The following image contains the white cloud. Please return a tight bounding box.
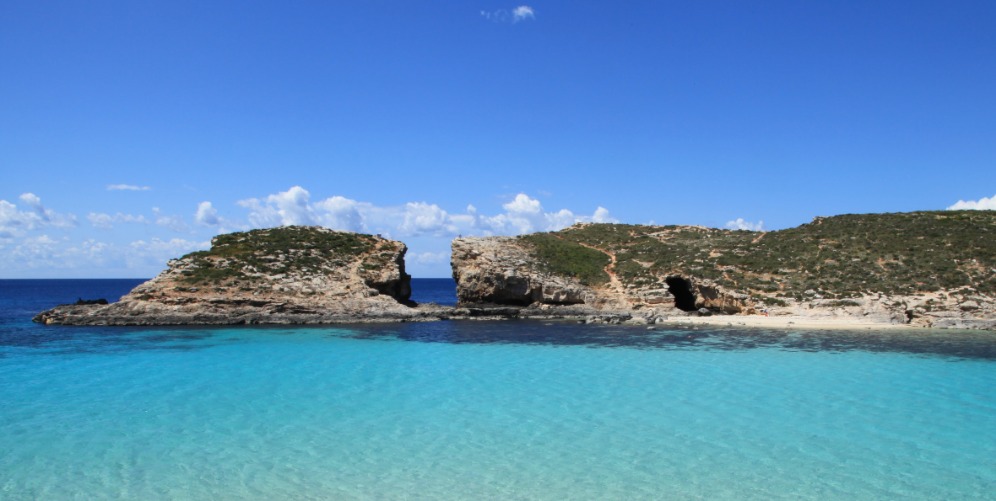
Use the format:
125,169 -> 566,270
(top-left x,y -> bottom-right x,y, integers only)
107,184 -> 151,191
0,231 -> 210,277
545,209 -> 577,230
194,201 -> 220,226
54,238 -> 114,268
481,5 -> 535,23
88,212 -> 150,229
129,237 -> 207,255
503,193 -> 542,214
314,195 -> 367,232
0,200 -> 28,238
238,185 -> 319,227
127,238 -> 209,269
87,213 -> 112,229
19,193 -> 44,213
725,218 -> 765,231
78,239 -> 110,259
192,201 -> 246,235
0,193 -> 77,239
152,207 -> 189,233
400,202 -> 454,236
473,193 -> 618,235
269,185 -> 316,225
13,234 -> 58,253
19,192 -> 76,228
480,9 -> 501,21
234,187 -> 616,238
7,234 -> 60,266
512,5 -> 535,22
2,235 -> 118,274
409,251 -> 449,265
593,207 -> 613,223
948,194 -> 996,210
1,186 -> 623,278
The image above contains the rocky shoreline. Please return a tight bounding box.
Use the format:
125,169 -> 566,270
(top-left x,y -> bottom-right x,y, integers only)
447,228 -> 996,331
34,299 -> 996,331
34,219 -> 996,331
35,227 -> 420,326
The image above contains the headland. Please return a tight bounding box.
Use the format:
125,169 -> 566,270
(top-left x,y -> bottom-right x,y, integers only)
35,211 -> 996,330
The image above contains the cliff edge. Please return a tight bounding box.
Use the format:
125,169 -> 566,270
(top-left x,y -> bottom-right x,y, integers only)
452,211 -> 996,330
35,226 -> 439,325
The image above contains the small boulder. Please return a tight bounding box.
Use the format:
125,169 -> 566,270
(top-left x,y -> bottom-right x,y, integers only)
960,300 -> 980,311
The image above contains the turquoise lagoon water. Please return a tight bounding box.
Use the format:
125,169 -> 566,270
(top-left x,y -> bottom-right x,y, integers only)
1,280 -> 995,500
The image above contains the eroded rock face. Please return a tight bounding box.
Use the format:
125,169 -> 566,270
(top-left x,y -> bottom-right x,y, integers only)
452,237 -> 754,315
449,227 -> 996,330
664,276 -> 749,314
35,226 -> 429,325
451,237 -> 597,307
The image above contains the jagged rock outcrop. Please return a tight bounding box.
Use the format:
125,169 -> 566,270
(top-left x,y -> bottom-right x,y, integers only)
34,212 -> 996,330
35,226 -> 443,325
451,212 -> 996,330
451,237 -> 604,307
451,236 -> 750,315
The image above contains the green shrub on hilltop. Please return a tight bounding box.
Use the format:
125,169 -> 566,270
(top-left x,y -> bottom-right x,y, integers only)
177,226 -> 382,285
524,211 -> 996,297
519,233 -> 611,286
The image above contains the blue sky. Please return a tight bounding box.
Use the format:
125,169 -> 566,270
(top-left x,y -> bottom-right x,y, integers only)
2,1 -> 994,278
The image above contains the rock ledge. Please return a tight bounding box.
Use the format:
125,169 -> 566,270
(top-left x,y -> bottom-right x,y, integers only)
35,226 -> 437,325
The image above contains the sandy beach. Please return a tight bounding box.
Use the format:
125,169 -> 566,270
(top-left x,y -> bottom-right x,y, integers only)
659,313 -> 914,330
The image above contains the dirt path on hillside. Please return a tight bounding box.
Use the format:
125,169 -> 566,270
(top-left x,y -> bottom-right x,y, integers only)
569,240 -> 630,305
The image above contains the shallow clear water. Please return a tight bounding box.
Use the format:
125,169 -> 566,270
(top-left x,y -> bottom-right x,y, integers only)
1,280 -> 994,500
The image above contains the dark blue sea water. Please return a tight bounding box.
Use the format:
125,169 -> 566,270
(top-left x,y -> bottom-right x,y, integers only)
1,279 -> 995,500
409,277 -> 459,306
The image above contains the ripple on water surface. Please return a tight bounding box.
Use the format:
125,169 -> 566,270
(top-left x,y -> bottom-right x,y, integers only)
1,321 -> 994,500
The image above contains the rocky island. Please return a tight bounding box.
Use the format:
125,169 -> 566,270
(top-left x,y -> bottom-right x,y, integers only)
35,226 -> 443,325
452,211 -> 996,330
35,211 -> 996,330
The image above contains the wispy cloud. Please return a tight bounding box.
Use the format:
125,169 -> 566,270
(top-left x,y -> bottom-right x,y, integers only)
512,5 -> 535,22
107,184 -> 151,191
481,5 -> 535,23
5,235 -> 113,273
0,232 -> 208,277
0,193 -> 77,240
152,207 -> 189,233
87,212 -> 150,229
947,194 -> 996,210
126,238 -> 209,268
725,218 -> 765,231
409,251 -> 449,265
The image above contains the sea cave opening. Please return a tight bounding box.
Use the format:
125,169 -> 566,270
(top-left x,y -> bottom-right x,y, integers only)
665,276 -> 698,312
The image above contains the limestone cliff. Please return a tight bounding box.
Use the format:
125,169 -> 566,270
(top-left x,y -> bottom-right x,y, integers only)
35,226 -> 438,325
451,212 -> 996,330
451,237 -> 608,307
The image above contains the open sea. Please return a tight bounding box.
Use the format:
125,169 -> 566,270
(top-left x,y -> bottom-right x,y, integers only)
1,278 -> 994,500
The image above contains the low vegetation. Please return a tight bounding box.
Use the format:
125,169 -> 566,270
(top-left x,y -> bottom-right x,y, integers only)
519,233 -> 611,286
519,211 -> 996,300
176,226 -> 390,285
